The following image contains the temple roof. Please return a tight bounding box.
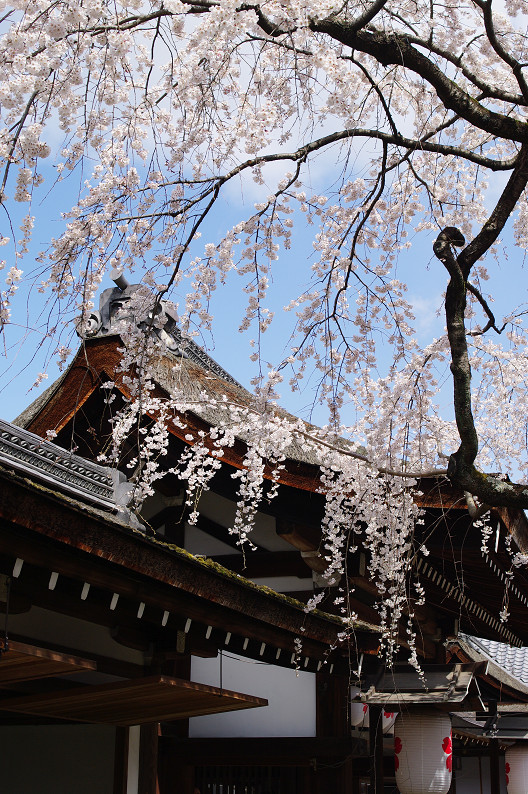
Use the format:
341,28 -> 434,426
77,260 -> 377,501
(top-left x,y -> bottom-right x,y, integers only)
458,634 -> 528,689
14,277 -> 334,466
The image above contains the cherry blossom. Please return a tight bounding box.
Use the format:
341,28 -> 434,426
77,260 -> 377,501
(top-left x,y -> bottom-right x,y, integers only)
2,0 -> 528,663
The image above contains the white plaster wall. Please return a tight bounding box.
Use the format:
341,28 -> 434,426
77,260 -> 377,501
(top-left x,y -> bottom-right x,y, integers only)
0,724 -> 115,794
189,652 -> 316,737
9,605 -> 144,664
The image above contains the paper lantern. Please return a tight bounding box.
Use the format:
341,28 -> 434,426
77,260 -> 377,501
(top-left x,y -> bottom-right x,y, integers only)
394,710 -> 452,794
505,745 -> 528,794
350,699 -> 369,727
383,710 -> 397,733
350,698 -> 397,733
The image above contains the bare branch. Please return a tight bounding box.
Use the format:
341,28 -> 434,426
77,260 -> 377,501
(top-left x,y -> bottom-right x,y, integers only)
466,282 -> 506,336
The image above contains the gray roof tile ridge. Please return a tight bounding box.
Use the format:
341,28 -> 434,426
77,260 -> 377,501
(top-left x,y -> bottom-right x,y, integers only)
459,633 -> 528,686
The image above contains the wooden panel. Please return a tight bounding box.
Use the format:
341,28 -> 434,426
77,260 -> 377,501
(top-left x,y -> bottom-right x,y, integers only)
0,674 -> 267,726
0,639 -> 96,684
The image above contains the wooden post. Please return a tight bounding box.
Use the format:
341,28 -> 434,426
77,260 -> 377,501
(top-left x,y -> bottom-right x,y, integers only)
316,673 -> 349,736
490,738 -> 500,794
315,673 -> 351,793
369,705 -> 384,794
138,723 -> 160,794
158,655 -> 193,794
113,727 -> 129,794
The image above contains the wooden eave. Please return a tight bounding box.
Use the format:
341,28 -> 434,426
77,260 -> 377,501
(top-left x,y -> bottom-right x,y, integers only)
0,675 -> 267,726
359,662 -> 489,711
20,338 -> 322,493
20,339 -> 528,541
0,639 -> 96,685
452,728 -> 510,751
0,464 -> 363,660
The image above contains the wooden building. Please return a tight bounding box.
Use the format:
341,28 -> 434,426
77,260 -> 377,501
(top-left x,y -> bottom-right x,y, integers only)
2,275 -> 528,793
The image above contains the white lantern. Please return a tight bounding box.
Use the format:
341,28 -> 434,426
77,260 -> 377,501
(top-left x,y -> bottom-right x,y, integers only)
505,745 -> 528,794
394,710 -> 452,794
350,687 -> 369,728
350,699 -> 397,733
383,710 -> 397,733
350,700 -> 369,727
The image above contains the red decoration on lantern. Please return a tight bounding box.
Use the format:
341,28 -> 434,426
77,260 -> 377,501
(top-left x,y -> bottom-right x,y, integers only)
394,710 -> 452,794
505,745 -> 528,793
442,735 -> 452,772
394,736 -> 402,771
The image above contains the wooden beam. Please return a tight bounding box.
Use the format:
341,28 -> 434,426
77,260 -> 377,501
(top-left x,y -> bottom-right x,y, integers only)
300,550 -> 329,575
414,478 -> 466,510
0,482 -> 348,650
276,518 -> 320,552
495,505 -> 528,553
195,514 -> 248,552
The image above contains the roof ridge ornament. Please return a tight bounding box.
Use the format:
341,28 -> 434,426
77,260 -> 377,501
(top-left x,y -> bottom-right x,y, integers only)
75,269 -> 241,387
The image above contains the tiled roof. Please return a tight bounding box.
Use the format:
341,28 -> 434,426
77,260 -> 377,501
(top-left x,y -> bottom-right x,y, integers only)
0,417 -> 135,518
460,633 -> 528,686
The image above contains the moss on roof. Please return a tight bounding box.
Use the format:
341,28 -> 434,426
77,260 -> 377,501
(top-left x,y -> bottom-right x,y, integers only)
0,461 -> 378,635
